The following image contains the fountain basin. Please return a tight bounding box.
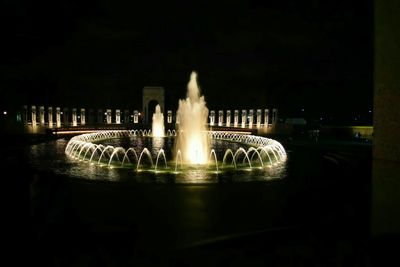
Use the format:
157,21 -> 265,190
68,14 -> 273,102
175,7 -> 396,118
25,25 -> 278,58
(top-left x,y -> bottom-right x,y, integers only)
64,130 -> 286,177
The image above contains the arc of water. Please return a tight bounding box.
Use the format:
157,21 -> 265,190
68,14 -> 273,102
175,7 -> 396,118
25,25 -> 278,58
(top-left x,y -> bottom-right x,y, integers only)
83,144 -> 98,160
89,144 -> 105,162
108,147 -> 126,166
234,147 -> 252,168
257,147 -> 273,166
222,149 -> 236,169
274,143 -> 286,159
155,149 -> 168,172
70,142 -> 82,157
69,141 -> 83,157
175,150 -> 183,172
268,146 -> 279,162
121,148 -> 139,167
247,147 -> 264,167
78,142 -> 95,159
209,149 -> 219,172
97,145 -> 115,164
65,141 -> 73,153
76,143 -> 89,159
136,148 -> 154,171
65,141 -> 73,154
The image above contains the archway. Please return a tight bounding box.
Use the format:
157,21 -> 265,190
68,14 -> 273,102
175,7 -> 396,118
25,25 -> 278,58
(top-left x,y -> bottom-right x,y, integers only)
143,87 -> 164,124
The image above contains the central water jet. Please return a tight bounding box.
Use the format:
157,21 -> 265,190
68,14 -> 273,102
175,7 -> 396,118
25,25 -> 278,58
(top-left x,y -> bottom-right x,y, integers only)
152,104 -> 165,137
175,72 -> 210,164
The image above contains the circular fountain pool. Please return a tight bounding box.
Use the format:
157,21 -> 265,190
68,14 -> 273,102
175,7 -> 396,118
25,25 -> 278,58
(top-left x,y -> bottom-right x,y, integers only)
28,131 -> 288,184
34,129 -> 288,183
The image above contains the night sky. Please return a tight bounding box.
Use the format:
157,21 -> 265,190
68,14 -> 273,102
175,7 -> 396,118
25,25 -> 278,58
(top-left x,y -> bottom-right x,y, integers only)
1,0 -> 373,119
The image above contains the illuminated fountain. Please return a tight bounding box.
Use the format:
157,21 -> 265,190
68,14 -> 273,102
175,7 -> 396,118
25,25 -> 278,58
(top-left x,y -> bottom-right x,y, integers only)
64,71 -> 287,180
152,104 -> 165,137
175,72 -> 210,164
65,130 -> 286,173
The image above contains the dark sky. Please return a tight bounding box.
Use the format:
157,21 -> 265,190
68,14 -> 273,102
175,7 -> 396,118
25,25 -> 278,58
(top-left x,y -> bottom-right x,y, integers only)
1,0 -> 372,117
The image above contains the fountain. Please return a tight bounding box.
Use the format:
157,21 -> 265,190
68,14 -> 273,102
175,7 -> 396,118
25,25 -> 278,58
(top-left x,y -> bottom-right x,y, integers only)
62,71 -> 287,181
65,130 -> 286,173
175,71 -> 210,164
152,104 -> 165,137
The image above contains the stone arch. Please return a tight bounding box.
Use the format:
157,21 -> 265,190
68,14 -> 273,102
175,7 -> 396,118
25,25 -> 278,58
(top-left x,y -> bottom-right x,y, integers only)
143,87 -> 164,124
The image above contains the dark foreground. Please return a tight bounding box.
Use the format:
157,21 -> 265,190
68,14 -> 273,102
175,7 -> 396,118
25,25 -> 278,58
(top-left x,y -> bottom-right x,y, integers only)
2,134 -> 397,266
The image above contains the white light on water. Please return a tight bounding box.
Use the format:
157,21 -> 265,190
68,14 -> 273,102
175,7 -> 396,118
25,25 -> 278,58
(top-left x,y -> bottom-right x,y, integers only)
175,72 -> 210,164
152,105 -> 165,137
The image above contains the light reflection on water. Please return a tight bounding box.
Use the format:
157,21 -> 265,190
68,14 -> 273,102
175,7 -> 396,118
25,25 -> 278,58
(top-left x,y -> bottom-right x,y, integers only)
28,137 -> 288,184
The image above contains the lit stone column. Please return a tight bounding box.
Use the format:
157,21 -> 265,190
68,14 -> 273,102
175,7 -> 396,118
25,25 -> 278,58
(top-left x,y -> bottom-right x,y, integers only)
248,109 -> 254,128
72,108 -> 77,126
256,109 -> 261,128
48,107 -> 53,128
106,109 -> 112,124
115,109 -> 121,124
209,110 -> 215,126
234,110 -> 239,127
264,109 -> 269,127
226,110 -> 231,127
167,110 -> 172,123
80,108 -> 86,125
133,110 -> 139,124
31,105 -> 37,126
63,108 -> 69,126
241,110 -> 247,128
272,108 -> 278,124
56,107 -> 61,127
39,106 -> 45,126
218,110 -> 224,126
